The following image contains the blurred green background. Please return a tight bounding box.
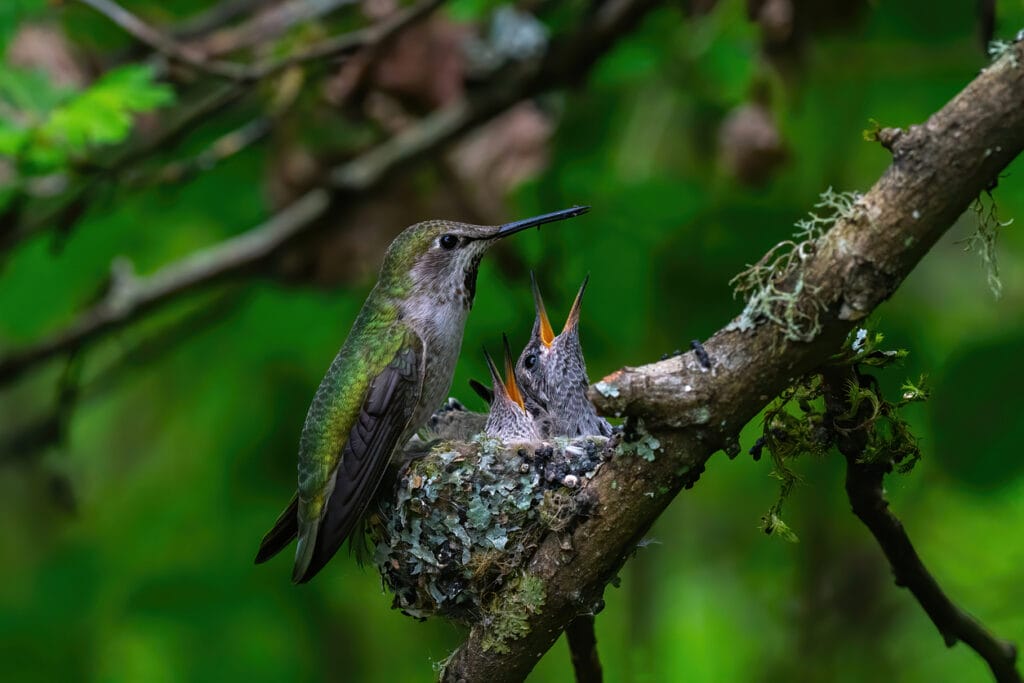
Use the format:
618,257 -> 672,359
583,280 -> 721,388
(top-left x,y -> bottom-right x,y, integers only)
2,1 -> 1023,681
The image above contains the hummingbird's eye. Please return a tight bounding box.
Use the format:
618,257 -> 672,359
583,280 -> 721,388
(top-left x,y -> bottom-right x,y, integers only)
524,354 -> 538,370
439,234 -> 459,250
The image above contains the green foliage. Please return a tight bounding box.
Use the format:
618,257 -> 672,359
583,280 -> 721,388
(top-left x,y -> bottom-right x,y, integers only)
757,328 -> 927,540
0,64 -> 174,175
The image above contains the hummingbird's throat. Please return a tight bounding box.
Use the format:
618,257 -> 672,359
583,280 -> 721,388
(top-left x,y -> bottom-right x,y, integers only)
462,260 -> 481,309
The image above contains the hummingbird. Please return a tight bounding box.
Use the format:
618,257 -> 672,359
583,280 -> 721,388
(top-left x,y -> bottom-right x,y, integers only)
515,273 -> 612,438
255,206 -> 589,583
483,335 -> 543,443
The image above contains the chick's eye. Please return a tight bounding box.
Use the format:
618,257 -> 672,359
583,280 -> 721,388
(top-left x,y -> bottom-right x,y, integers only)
439,234 -> 459,250
524,354 -> 538,370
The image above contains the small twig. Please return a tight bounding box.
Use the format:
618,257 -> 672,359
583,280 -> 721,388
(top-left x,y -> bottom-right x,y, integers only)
170,0 -> 274,42
565,616 -> 603,683
126,117 -> 273,188
193,0 -> 359,58
80,0 -> 442,83
822,367 -> 1020,683
243,0 -> 444,80
76,0 -> 250,80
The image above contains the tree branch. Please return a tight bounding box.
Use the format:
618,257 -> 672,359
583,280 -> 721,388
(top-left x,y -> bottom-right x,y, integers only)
439,43 -> 1024,682
79,0 -> 443,82
0,189 -> 330,388
0,0 -> 661,387
169,0 -> 274,43
821,366 -> 1020,683
565,616 -> 603,683
77,0 -> 250,80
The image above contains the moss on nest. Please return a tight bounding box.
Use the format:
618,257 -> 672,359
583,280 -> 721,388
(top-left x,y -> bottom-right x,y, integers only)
370,434 -> 609,623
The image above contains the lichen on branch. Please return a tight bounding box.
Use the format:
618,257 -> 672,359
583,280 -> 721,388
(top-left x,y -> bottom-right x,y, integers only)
727,187 -> 864,343
753,327 -> 927,542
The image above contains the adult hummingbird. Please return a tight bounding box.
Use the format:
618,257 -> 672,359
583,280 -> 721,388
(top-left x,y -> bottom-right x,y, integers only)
515,274 -> 612,438
255,206 -> 589,583
483,335 -> 543,443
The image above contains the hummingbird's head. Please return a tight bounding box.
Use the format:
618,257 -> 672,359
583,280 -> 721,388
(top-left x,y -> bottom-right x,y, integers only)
483,335 -> 541,443
515,274 -> 591,415
382,207 -> 589,310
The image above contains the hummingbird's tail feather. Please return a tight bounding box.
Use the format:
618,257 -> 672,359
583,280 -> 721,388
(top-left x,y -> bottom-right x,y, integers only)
292,442 -> 394,583
255,493 -> 299,564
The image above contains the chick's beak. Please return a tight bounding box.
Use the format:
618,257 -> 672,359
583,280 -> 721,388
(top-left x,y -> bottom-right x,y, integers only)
482,347 -> 506,399
530,272 -> 555,347
563,274 -> 590,334
502,334 -> 526,409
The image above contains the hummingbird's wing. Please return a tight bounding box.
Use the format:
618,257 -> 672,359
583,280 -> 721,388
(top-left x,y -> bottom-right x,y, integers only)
292,331 -> 425,583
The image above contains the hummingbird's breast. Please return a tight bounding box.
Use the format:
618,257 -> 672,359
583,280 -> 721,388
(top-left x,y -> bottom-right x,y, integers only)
403,295 -> 471,429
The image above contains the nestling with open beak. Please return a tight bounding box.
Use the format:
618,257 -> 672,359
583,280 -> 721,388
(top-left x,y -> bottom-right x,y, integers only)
254,207 -> 589,583
483,335 -> 543,443
516,273 -> 613,438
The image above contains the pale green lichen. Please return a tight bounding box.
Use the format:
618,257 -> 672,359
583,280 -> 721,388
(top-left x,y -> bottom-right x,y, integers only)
617,419 -> 661,462
727,187 -> 863,343
987,38 -> 1020,68
480,573 -> 546,654
594,380 -> 620,398
372,436 -> 607,623
960,194 -> 1012,299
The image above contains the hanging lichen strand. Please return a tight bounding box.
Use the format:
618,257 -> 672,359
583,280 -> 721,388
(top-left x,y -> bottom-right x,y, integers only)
752,327 -> 929,542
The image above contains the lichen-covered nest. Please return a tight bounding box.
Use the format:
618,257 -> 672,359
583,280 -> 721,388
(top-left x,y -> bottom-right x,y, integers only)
370,434 -> 610,623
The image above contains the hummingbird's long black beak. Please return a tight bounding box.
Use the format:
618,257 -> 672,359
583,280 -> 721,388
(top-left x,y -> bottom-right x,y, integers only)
495,206 -> 589,238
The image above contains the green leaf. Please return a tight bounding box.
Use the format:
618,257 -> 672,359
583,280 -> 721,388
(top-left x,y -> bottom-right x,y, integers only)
4,64 -> 175,173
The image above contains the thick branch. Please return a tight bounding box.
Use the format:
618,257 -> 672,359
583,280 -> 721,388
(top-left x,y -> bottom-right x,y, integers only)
821,368 -> 1020,683
0,0 -> 660,387
441,44 -> 1024,681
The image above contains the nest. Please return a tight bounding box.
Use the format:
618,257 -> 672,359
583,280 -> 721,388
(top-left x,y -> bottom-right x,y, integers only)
370,434 -> 610,623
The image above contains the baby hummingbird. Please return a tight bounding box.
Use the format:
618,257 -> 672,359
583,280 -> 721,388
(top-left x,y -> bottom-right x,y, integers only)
483,335 -> 542,443
516,274 -> 612,438
255,207 -> 589,583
